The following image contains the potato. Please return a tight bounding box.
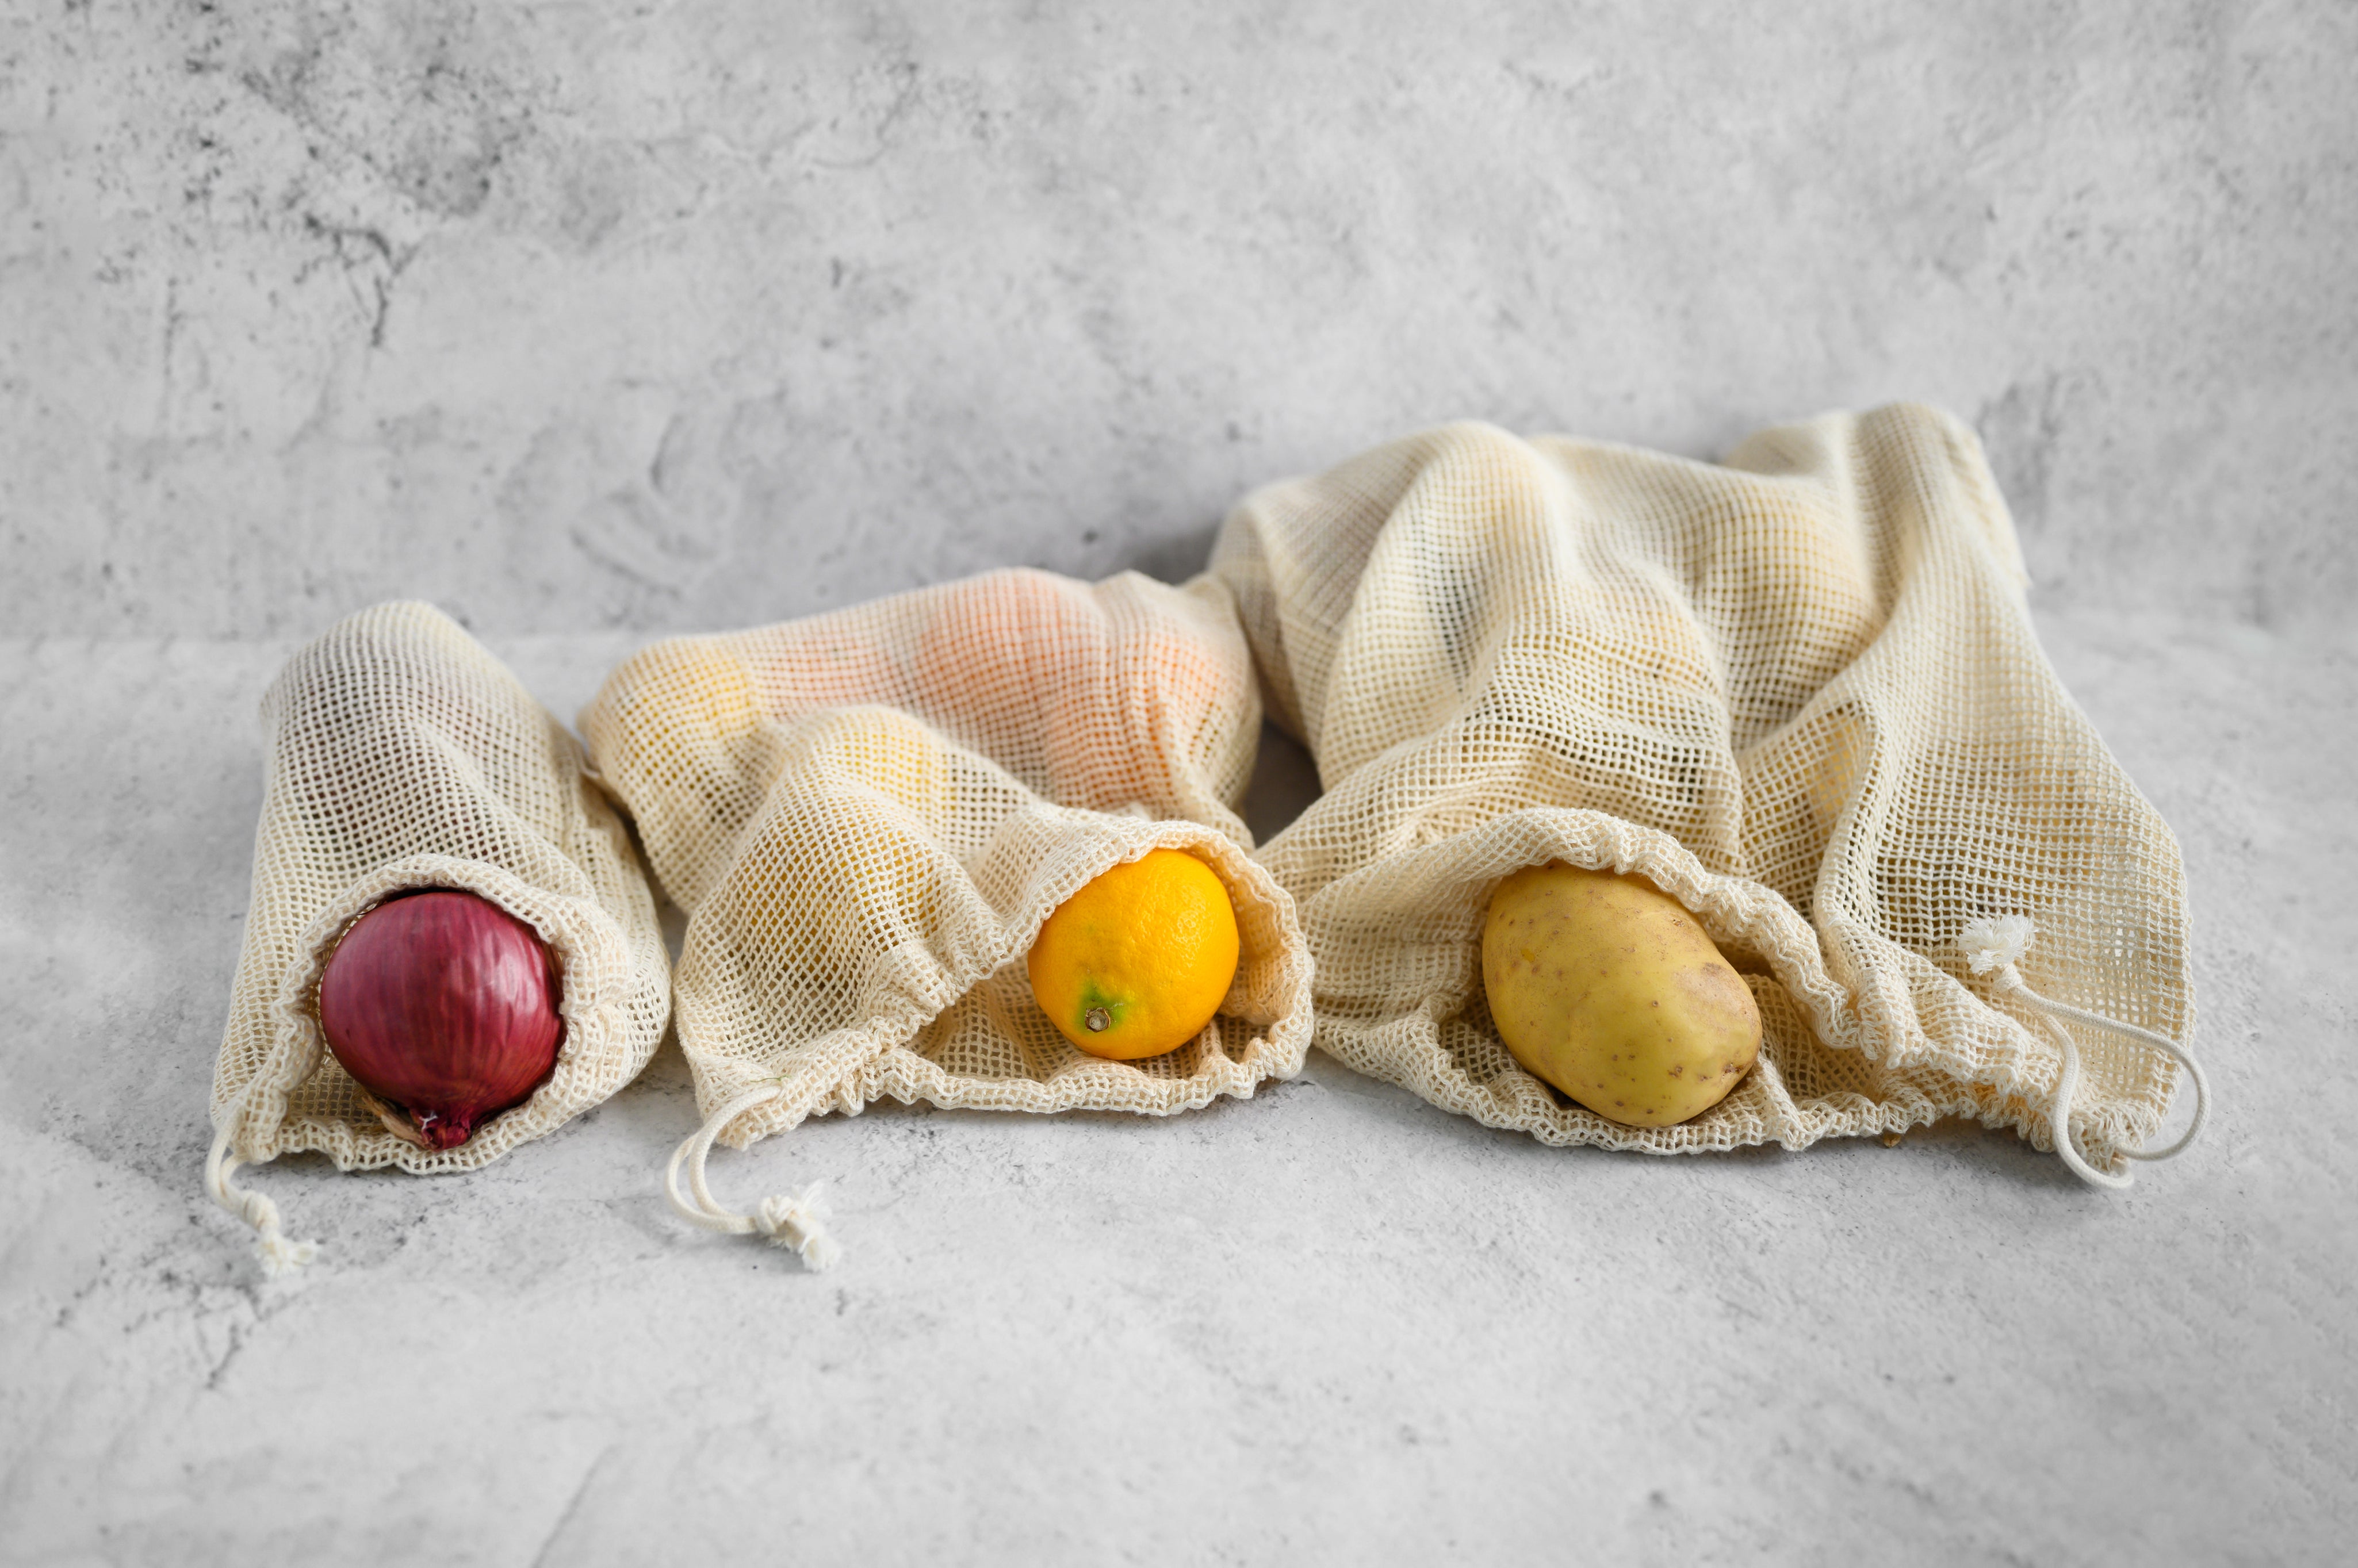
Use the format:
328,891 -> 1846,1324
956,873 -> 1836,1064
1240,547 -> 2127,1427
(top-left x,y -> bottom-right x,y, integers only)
1481,862 -> 1761,1127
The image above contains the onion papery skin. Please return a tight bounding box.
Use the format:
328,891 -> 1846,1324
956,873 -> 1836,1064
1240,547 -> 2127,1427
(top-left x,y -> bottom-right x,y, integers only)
317,889 -> 564,1151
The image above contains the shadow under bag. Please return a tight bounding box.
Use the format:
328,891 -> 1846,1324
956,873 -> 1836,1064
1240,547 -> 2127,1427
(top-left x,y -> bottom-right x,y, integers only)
1212,402 -> 2206,1184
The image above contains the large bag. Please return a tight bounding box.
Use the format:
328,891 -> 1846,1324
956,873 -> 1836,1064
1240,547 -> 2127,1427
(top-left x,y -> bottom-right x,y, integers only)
1212,403 -> 2206,1184
207,603 -> 672,1271
581,569 -> 1313,1266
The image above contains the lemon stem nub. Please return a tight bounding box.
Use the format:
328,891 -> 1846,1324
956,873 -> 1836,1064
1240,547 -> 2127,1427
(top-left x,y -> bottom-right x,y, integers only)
1085,1007 -> 1111,1033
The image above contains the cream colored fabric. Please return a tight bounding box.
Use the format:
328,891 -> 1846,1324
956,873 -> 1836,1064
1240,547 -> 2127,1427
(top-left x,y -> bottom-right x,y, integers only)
579,570 -> 1311,1156
210,602 -> 672,1178
1214,402 -> 2194,1173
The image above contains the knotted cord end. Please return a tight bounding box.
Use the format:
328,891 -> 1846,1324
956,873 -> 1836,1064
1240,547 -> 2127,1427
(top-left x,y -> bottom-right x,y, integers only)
255,1230 -> 319,1276
1954,913 -> 2210,1189
206,1129 -> 320,1276
664,1085 -> 847,1270
756,1184 -> 843,1272
1959,913 -> 2035,978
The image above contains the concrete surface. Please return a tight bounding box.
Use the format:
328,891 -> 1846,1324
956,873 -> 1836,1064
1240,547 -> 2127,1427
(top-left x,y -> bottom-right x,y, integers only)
5,2 -> 2355,1563
5,1 -> 2354,637
5,616 -> 2353,1564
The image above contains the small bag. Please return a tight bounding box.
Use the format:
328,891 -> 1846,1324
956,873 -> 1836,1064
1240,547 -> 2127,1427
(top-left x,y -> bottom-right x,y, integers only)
206,603 -> 672,1271
581,569 -> 1312,1266
1212,403 -> 2206,1184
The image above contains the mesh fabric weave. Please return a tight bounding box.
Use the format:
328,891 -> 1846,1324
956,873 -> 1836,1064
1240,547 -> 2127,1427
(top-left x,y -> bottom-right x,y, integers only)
211,601 -> 672,1171
580,570 -> 1311,1148
1214,403 -> 2190,1169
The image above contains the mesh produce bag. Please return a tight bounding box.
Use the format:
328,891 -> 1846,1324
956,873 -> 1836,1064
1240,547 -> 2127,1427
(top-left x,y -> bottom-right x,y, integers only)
580,569 -> 1312,1265
1212,402 -> 2206,1185
206,602 -> 672,1271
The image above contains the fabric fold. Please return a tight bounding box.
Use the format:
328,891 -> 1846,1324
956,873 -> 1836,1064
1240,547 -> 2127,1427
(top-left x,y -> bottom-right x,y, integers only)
1214,403 -> 2197,1175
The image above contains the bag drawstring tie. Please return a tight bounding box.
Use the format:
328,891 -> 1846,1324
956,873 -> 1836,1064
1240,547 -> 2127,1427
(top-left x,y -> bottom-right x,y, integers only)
205,1121 -> 318,1276
1959,914 -> 2211,1190
663,1083 -> 841,1271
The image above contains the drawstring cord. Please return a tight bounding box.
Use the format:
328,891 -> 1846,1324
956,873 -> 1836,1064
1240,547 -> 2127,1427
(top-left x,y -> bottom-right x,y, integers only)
662,1083 -> 841,1271
208,1080 -> 840,1275
1959,915 -> 2211,1190
205,1118 -> 318,1276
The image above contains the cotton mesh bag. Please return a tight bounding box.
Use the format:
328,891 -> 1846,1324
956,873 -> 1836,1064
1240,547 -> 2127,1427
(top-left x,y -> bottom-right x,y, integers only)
207,601 -> 672,1272
580,569 -> 1312,1266
1212,402 -> 2207,1186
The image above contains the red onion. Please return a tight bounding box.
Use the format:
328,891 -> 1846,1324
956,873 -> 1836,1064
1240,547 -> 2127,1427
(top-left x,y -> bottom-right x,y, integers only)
317,889 -> 564,1151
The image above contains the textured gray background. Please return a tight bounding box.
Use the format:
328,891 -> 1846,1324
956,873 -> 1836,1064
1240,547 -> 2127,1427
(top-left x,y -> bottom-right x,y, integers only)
7,0 -> 2353,635
4,2 -> 2354,1563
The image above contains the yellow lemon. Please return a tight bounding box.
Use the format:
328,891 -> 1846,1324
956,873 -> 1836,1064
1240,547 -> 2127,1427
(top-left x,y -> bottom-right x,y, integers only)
1027,848 -> 1241,1061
